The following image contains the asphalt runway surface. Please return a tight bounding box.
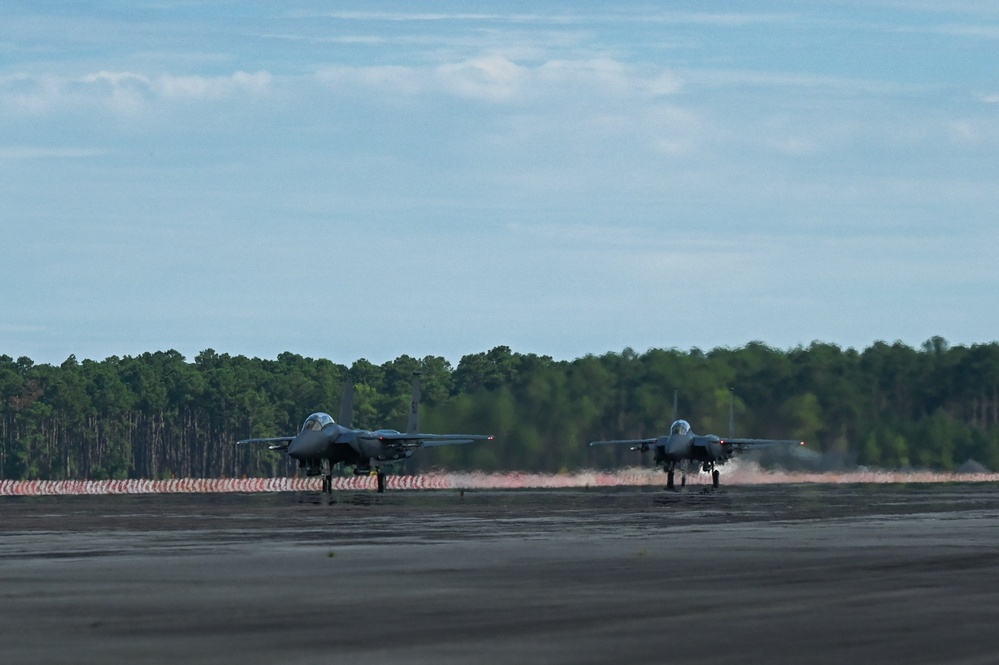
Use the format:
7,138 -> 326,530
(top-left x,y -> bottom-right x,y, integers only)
3,483 -> 999,664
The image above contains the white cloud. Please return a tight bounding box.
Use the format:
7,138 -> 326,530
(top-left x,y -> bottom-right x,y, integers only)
0,74 -> 66,113
643,72 -> 685,97
315,65 -> 428,95
75,70 -> 152,113
436,56 -> 526,101
157,71 -> 272,100
315,56 -> 683,106
1,70 -> 273,115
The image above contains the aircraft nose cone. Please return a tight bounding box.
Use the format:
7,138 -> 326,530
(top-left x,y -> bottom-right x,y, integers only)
287,429 -> 335,460
286,435 -> 304,459
663,435 -> 685,459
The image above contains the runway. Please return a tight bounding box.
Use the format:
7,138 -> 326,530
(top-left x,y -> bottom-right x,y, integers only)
3,484 -> 999,664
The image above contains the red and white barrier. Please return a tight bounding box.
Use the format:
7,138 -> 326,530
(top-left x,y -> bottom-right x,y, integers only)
0,475 -> 456,496
1,467 -> 997,496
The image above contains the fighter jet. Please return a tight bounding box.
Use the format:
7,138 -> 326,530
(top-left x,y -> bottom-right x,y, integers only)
238,373 -> 493,494
590,391 -> 803,489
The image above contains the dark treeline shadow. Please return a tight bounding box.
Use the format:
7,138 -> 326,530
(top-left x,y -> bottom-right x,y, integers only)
2,337 -> 998,480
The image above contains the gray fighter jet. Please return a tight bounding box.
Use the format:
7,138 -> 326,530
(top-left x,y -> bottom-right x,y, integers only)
590,392 -> 803,489
238,373 -> 493,494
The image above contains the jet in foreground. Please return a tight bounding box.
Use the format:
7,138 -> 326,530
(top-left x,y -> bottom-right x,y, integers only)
238,373 -> 493,494
590,394 -> 803,489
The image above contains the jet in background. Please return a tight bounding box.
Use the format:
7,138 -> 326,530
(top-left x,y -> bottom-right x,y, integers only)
590,391 -> 804,489
238,373 -> 493,494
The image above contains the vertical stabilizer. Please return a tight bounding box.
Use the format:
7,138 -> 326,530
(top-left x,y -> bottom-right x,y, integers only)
338,377 -> 354,428
407,372 -> 422,435
728,389 -> 735,438
672,389 -> 678,422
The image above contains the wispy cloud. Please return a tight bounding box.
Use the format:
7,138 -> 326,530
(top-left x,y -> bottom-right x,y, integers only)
436,56 -> 527,101
641,11 -> 800,27
311,9 -> 797,27
315,64 -> 428,95
303,11 -> 571,24
689,68 -> 935,96
1,70 -> 273,115
316,56 -> 682,104
903,23 -> 999,39
0,146 -> 107,159
0,323 -> 47,334
158,71 -> 272,100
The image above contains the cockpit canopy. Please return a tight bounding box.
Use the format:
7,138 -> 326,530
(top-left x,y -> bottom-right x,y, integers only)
301,412 -> 335,432
670,419 -> 691,436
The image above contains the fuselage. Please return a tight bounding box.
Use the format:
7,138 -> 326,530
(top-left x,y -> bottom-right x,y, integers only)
652,419 -> 732,468
285,412 -> 411,470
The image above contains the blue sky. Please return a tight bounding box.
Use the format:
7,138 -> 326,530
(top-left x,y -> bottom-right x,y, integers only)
2,2 -> 998,366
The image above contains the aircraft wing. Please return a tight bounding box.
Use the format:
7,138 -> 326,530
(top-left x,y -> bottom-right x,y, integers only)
236,436 -> 294,451
721,437 -> 803,451
590,438 -> 658,448
377,433 -> 495,448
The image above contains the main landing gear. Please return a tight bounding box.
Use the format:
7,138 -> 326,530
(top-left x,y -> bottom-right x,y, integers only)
664,464 -> 687,491
314,462 -> 388,498
319,459 -> 334,500
703,462 -> 720,489
350,467 -> 387,494
665,463 -> 721,490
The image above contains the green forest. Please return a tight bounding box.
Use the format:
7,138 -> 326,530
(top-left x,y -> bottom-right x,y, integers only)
2,337 -> 998,480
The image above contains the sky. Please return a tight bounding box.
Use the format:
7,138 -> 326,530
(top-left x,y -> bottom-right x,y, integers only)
2,1 -> 998,367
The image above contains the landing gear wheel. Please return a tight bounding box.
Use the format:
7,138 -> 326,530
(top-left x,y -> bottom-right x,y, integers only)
666,470 -> 675,491
376,471 -> 386,494
320,459 -> 333,497
712,469 -> 720,488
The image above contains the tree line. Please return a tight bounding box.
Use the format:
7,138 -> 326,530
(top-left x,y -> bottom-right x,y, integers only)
1,337 -> 997,480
